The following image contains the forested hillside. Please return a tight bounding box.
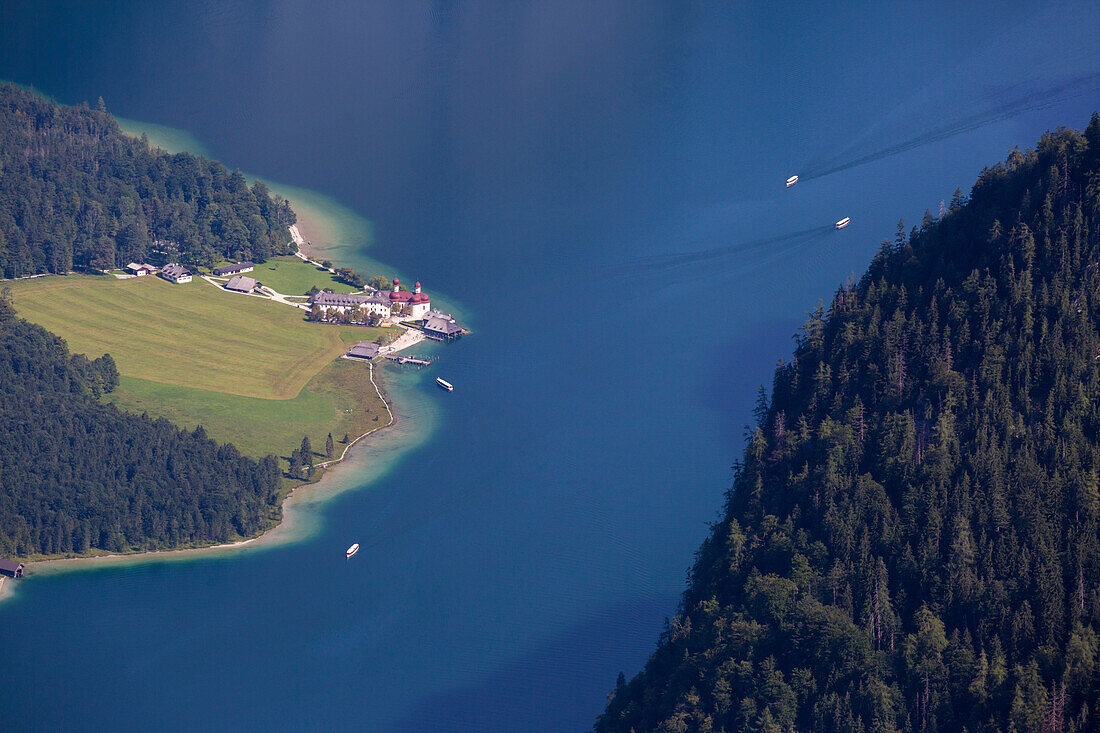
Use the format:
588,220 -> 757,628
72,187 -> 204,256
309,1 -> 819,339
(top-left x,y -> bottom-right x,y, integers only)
0,82 -> 296,276
0,296 -> 282,556
597,116 -> 1100,732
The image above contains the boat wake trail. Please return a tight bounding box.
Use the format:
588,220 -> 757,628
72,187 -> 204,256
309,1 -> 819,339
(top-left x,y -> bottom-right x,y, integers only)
608,225 -> 833,280
800,71 -> 1100,181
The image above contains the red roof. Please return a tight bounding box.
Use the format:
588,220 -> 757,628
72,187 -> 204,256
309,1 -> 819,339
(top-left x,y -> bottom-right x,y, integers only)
389,291 -> 430,303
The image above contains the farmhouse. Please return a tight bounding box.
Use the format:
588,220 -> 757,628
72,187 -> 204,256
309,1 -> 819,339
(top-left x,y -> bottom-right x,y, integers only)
0,559 -> 24,578
345,341 -> 381,360
160,263 -> 192,284
213,261 -> 255,277
225,275 -> 261,293
424,313 -> 463,341
388,278 -> 431,319
125,262 -> 155,276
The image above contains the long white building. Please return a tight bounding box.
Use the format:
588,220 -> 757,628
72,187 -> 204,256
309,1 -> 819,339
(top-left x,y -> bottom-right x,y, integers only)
309,290 -> 393,318
308,277 -> 433,319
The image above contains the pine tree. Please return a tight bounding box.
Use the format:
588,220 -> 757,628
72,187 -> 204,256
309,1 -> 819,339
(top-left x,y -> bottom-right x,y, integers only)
300,436 -> 314,478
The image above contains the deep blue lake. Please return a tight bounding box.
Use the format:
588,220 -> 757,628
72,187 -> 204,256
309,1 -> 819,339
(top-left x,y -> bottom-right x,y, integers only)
2,2 -> 1099,730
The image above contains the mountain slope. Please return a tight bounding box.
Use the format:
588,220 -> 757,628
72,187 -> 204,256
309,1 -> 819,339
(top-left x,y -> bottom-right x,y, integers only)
597,116 -> 1100,732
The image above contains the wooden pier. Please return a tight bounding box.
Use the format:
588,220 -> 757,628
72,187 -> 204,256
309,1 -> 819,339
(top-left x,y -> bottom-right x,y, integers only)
383,354 -> 435,368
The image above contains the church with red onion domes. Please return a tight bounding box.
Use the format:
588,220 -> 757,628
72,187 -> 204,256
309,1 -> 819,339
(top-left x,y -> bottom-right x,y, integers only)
388,277 -> 431,319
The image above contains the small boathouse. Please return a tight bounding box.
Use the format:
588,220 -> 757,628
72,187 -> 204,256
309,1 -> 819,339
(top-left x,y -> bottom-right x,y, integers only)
0,559 -> 24,578
423,313 -> 463,341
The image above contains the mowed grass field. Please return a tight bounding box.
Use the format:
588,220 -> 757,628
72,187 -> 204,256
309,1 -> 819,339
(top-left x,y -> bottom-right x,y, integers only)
8,274 -> 367,398
244,256 -> 360,296
107,359 -> 390,461
7,273 -> 393,462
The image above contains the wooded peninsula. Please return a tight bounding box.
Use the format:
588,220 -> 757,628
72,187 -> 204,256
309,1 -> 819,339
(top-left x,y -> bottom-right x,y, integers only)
0,83 -> 394,560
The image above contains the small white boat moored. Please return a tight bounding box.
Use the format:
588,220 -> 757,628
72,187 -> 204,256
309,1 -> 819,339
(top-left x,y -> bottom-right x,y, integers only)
436,377 -> 454,392
786,175 -> 799,187
346,543 -> 359,559
835,217 -> 851,229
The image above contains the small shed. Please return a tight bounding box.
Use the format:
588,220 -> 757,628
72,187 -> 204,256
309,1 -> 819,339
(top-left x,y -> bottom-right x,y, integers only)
0,559 -> 24,578
225,275 -> 260,293
213,262 -> 255,277
346,341 -> 381,360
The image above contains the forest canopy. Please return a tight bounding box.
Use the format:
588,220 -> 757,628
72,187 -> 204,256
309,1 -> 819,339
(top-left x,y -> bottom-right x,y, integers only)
0,82 -> 296,277
597,115 -> 1100,732
0,296 -> 283,557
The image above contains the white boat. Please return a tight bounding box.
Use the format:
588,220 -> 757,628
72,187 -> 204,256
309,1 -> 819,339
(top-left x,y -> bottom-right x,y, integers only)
786,175 -> 799,187
835,217 -> 851,229
436,377 -> 454,392
346,543 -> 359,558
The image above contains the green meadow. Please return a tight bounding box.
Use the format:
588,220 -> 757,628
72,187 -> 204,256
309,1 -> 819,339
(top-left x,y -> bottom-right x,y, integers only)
230,256 -> 361,296
7,273 -> 362,398
107,359 -> 390,461
6,272 -> 393,462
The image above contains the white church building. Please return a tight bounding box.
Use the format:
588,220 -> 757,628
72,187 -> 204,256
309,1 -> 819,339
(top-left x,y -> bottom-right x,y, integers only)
307,277 -> 431,320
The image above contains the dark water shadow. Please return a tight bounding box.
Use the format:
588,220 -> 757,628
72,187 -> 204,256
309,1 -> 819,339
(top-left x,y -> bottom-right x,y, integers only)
392,593 -> 680,733
694,317 -> 802,443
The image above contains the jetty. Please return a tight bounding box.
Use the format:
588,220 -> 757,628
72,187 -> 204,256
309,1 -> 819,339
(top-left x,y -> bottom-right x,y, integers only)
384,354 -> 435,368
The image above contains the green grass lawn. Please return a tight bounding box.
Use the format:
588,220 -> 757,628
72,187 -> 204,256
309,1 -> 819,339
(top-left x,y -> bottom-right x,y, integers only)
6,273 -> 386,398
107,358 -> 390,461
245,256 -> 360,296
6,272 -> 396,466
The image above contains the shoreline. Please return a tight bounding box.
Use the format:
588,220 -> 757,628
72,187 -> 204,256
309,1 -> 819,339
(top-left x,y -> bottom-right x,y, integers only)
6,117 -> 445,588
24,363 -> 403,577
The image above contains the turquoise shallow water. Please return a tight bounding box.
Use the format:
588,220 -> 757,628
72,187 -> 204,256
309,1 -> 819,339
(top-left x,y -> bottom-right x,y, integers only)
2,2 -> 1100,730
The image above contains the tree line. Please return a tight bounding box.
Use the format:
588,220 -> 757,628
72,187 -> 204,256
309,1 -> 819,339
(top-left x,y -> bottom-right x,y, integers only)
597,115 -> 1100,732
0,83 -> 297,277
0,298 -> 283,557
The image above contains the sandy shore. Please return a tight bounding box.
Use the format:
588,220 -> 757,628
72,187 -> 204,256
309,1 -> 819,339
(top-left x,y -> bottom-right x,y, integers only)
381,327 -> 426,354
28,534 -> 265,573
289,223 -> 306,249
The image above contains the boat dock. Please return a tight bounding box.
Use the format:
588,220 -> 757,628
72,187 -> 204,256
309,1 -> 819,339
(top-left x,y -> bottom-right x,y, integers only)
383,354 -> 435,368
